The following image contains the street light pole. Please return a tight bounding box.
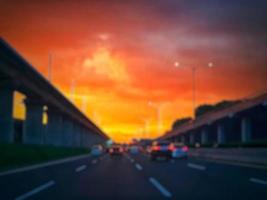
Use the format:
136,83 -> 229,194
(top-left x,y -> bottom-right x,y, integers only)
140,117 -> 150,139
48,53 -> 53,82
192,67 -> 197,118
174,62 -> 214,119
148,102 -> 166,136
70,79 -> 76,102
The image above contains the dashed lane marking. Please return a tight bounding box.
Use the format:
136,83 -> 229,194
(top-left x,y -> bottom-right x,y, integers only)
149,177 -> 172,198
15,180 -> 55,200
75,165 -> 87,172
187,163 -> 206,171
92,159 -> 98,164
135,163 -> 143,171
250,178 -> 267,185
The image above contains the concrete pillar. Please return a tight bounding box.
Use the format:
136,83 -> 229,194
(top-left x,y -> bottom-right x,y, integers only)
82,128 -> 88,147
62,116 -> 74,147
80,129 -> 84,148
181,135 -> 185,144
217,124 -> 225,144
241,117 -> 251,143
46,108 -> 63,146
189,134 -> 195,145
76,125 -> 83,147
0,85 -> 14,143
23,98 -> 44,144
86,131 -> 92,147
201,129 -> 208,144
73,124 -> 82,147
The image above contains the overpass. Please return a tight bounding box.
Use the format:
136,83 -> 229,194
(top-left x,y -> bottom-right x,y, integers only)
0,38 -> 109,147
160,92 -> 267,146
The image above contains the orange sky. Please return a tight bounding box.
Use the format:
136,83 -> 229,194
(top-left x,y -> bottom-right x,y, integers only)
1,0 -> 267,142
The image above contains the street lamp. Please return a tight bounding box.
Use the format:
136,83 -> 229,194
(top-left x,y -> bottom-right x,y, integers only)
48,53 -> 53,82
140,117 -> 150,139
70,79 -> 76,103
174,61 -> 214,118
148,101 -> 167,136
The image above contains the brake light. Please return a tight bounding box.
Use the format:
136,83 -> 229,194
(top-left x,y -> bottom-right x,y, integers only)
182,146 -> 189,152
152,146 -> 161,151
168,146 -> 176,151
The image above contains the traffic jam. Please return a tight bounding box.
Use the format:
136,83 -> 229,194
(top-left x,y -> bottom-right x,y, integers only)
90,141 -> 189,161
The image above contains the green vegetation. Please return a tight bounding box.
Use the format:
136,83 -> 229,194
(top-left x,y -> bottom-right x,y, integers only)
171,100 -> 240,131
195,100 -> 241,118
0,143 -> 90,172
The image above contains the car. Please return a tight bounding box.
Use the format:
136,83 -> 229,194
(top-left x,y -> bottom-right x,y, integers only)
109,145 -> 124,155
128,145 -> 139,154
170,143 -> 189,159
149,141 -> 172,161
91,145 -> 103,156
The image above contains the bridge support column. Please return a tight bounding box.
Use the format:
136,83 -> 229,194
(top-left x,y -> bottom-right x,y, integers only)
87,130 -> 95,147
82,128 -> 88,148
23,98 -> 44,144
241,117 -> 251,143
181,135 -> 185,144
73,124 -> 81,147
46,108 -> 63,146
0,85 -> 14,143
189,134 -> 195,145
201,129 -> 208,145
62,117 -> 74,147
217,124 -> 225,144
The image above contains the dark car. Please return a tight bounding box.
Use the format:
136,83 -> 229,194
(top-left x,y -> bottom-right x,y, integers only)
149,141 -> 172,161
109,145 -> 124,155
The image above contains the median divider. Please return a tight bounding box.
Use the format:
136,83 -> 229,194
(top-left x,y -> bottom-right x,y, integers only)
189,148 -> 267,169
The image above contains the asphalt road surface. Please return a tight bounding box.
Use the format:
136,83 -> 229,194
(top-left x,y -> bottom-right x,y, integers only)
1,153 -> 267,200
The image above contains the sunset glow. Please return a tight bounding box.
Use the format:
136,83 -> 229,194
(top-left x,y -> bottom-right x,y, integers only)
2,0 -> 267,142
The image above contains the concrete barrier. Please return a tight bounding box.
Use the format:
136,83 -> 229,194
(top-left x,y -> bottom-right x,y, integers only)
189,148 -> 267,167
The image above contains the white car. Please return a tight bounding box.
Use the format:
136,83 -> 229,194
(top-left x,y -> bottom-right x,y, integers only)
128,145 -> 139,154
91,145 -> 103,156
170,143 -> 189,159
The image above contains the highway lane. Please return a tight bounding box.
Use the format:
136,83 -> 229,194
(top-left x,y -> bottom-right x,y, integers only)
0,155 -> 94,200
0,154 -> 164,200
131,153 -> 267,200
34,154 -> 163,200
0,153 -> 267,200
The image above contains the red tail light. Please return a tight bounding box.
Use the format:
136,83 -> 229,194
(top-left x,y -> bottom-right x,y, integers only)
182,146 -> 189,152
168,146 -> 176,151
152,146 -> 161,151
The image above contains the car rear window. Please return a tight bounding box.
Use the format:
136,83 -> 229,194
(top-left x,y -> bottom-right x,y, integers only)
157,141 -> 171,146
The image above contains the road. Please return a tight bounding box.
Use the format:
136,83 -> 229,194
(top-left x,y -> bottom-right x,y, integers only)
0,153 -> 267,200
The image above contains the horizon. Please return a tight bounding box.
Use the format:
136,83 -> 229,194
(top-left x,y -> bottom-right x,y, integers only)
1,0 -> 267,142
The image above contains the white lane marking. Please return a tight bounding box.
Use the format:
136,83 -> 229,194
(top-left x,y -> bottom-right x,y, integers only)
250,178 -> 267,185
135,163 -> 143,171
125,155 -> 131,160
15,180 -> 55,200
187,163 -> 206,171
149,177 -> 172,198
92,159 -> 98,164
0,154 -> 91,177
75,165 -> 87,172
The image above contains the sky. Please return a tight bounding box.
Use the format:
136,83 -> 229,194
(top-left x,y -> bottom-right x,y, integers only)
1,0 -> 267,142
